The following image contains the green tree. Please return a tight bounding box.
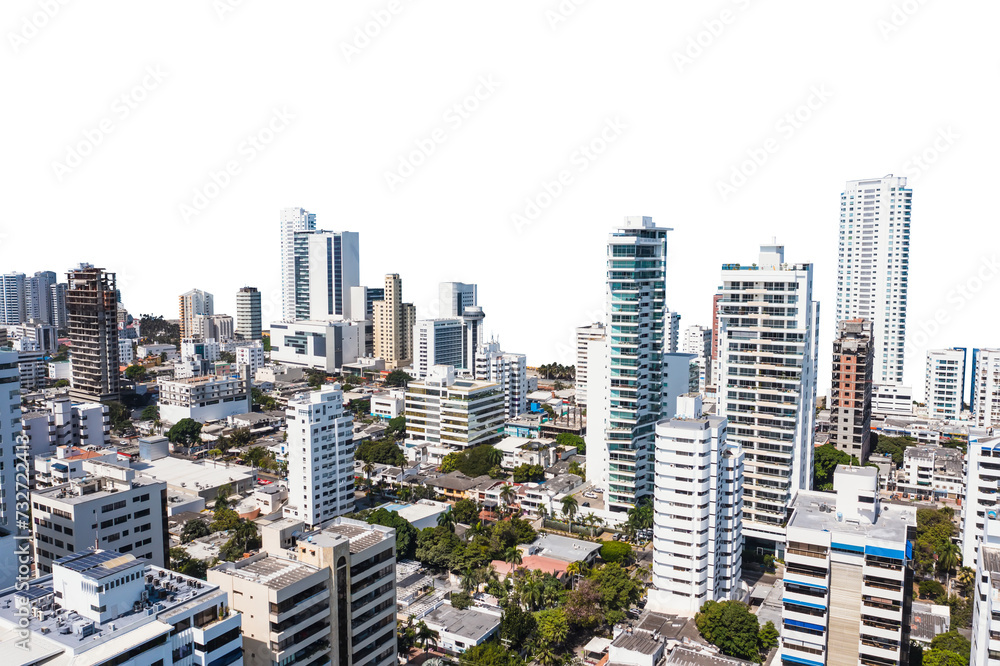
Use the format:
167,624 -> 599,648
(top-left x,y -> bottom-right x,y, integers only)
460,641 -> 524,666
437,509 -> 456,533
220,520 -> 260,561
928,631 -> 971,662
107,401 -> 132,433
386,415 -> 406,438
500,604 -> 537,645
695,600 -> 767,662
590,562 -> 641,625
450,591 -> 474,609
923,650 -> 966,666
937,542 -> 960,576
181,518 -> 211,543
599,540 -> 633,564
513,464 -> 544,483
813,443 -> 852,490
758,621 -> 779,654
367,508 -> 418,559
355,437 -> 406,466
140,405 -> 159,421
919,579 -> 946,601
416,620 -> 439,650
167,418 -> 203,445
384,369 -> 413,387
555,432 -> 585,454
560,494 -> 579,532
452,498 -> 480,524
53,379 -> 70,388
563,577 -> 602,628
534,608 -> 569,645
124,364 -> 147,382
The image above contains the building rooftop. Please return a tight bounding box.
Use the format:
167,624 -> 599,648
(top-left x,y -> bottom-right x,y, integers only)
428,471 -> 492,492
301,519 -> 393,554
34,475 -> 163,506
611,631 -> 661,655
788,490 -> 915,541
214,553 -> 320,589
666,645 -> 752,666
423,604 -> 500,642
131,455 -> 254,492
525,532 -> 602,562
910,601 -> 950,643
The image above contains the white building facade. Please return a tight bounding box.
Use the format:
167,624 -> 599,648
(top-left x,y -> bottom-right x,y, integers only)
682,325 -> 712,393
475,341 -> 528,419
574,323 -> 605,408
270,319 -> 366,372
925,348 -> 966,420
837,175 -> 912,386
973,349 -> 1000,428
962,429 -> 1000,569
413,318 -> 464,378
717,242 -> 819,553
648,395 -> 743,616
158,373 -> 251,424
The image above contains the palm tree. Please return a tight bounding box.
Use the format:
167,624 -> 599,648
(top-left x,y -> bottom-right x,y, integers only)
566,560 -> 589,589
416,620 -> 439,651
499,484 -> 517,516
460,567 -> 479,594
532,640 -> 560,666
487,446 -> 503,468
561,495 -> 579,534
937,542 -> 960,576
362,461 -> 376,506
398,486 -> 412,502
437,509 -> 456,532
537,505 -> 548,524
397,616 -> 417,657
504,546 -> 523,577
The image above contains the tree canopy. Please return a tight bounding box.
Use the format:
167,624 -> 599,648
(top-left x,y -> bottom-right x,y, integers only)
384,369 -> 413,387
367,508 -> 418,559
695,600 -> 774,663
167,418 -> 203,445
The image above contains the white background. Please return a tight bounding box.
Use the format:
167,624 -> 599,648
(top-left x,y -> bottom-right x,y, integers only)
3,0 -> 998,400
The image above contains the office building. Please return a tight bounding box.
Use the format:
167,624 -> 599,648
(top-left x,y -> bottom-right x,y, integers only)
413,318 -> 464,378
283,386 -> 356,528
440,281 -> 478,317
925,348 -> 966,420
973,349 -> 1000,428
780,467 -> 915,666
961,429 -> 1000,569
872,384 -> 913,415
194,313 -> 234,341
461,306 -> 486,372
270,319 -> 366,372
475,341 -> 529,419
179,288 -> 214,340
0,550 -> 243,666
830,319 -> 874,461
575,323 -> 605,408
0,272 -> 26,325
158,373 -> 251,424
350,285 -> 385,356
837,176 -> 912,386
31,463 -> 169,573
585,217 -> 677,512
717,242 -> 819,554
682,325 -> 712,392
296,229 -> 361,321
373,274 -> 415,369
404,365 -> 505,464
235,286 -> 262,340
648,395 -> 743,616
67,264 -> 120,403
280,206 -> 317,321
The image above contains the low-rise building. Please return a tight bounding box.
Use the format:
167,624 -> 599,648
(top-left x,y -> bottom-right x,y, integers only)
33,446 -> 121,487
897,444 -> 964,499
494,436 -> 565,471
270,319 -> 366,372
371,389 -> 404,420
421,604 -> 501,654
158,372 -> 251,424
0,550 -> 243,666
522,532 -> 602,565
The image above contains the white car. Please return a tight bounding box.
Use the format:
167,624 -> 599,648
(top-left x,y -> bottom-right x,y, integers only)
583,491 -> 597,499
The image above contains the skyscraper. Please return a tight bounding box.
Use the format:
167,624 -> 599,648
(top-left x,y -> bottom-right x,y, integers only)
461,305 -> 486,371
26,270 -> 57,325
0,349 -> 20,536
235,286 -> 262,340
50,282 -> 68,330
178,288 -> 214,340
373,274 -> 415,369
717,242 -> 818,555
280,207 -> 316,321
283,386 -> 355,528
830,318 -> 874,461
925,348 -> 966,420
301,230 -> 360,320
413,318 -> 464,378
0,272 -> 26,325
837,176 -> 911,386
585,216 -> 671,512
439,281 -> 478,317
575,323 -> 605,408
648,394 -> 743,616
66,264 -> 120,403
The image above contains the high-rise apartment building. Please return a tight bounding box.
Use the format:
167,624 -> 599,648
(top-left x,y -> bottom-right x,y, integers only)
373,274 -> 415,369
971,518 -> 1000,666
973,349 -> 1000,428
50,281 -> 68,329
179,288 -> 214,340
283,386 -> 355,528
280,207 -> 317,321
0,272 -> 26,325
26,270 -> 57,325
648,394 -> 743,616
404,365 -> 505,465
666,309 -> 681,354
575,323 -> 605,408
0,350 -> 20,545
837,176 -> 912,386
925,348 -> 966,420
294,230 -> 361,321
475,341 -> 528,419
585,216 -> 671,512
961,429 -> 1000,569
461,306 -> 486,372
682,325 -> 712,392
439,281 -> 478,317
350,285 -> 385,322
717,242 -> 819,554
194,313 -> 234,341
67,264 -> 120,403
31,462 -> 168,573
830,319 -> 874,461
236,286 -> 262,340
780,467 -> 916,666
413,318 -> 464,378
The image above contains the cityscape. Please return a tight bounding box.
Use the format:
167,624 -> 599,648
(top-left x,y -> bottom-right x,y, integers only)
0,183 -> 994,666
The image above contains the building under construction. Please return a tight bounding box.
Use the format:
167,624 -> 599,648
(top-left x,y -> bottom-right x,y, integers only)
67,264 -> 120,403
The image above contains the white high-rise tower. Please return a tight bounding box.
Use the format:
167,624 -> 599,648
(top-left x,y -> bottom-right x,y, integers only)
718,241 -> 819,555
837,176 -> 911,386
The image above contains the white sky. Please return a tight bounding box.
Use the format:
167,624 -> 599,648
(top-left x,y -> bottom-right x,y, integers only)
4,1 -> 998,400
